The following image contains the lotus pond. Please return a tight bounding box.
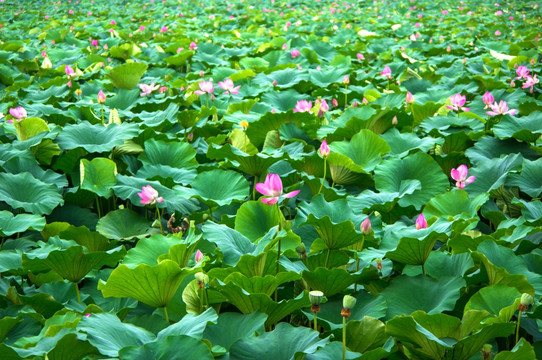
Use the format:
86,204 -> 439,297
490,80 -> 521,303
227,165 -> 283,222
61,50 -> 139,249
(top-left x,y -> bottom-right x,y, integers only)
0,0 -> 542,359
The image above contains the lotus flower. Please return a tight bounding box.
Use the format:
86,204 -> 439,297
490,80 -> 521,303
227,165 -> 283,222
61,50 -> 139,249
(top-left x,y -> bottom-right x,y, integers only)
189,41 -> 198,50
137,185 -> 164,205
91,39 -> 99,47
515,66 -> 530,80
522,75 -> 539,94
194,80 -> 214,95
291,49 -> 300,58
415,214 -> 427,230
42,57 -> 52,69
380,65 -> 392,79
482,91 -> 494,109
97,90 -> 106,104
405,91 -> 415,104
65,65 -> 75,77
8,106 -> 27,123
319,140 -> 330,157
451,165 -> 475,189
360,218 -> 372,235
486,100 -> 516,116
139,83 -> 159,96
194,249 -> 203,263
294,100 -> 312,113
218,79 -> 240,95
446,93 -> 470,112
356,53 -> 365,61
255,174 -> 300,205
318,99 -> 329,117
342,75 -> 350,85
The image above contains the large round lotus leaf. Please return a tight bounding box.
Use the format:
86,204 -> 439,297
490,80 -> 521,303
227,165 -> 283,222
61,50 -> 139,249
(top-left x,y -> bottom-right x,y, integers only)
13,117 -> 49,141
133,103 -> 180,127
98,260 -> 193,308
96,208 -> 157,240
77,312 -> 155,358
423,190 -> 489,220
228,322 -> 328,360
138,138 -> 198,169
107,62 -> 148,90
56,122 -> 139,153
203,312 -> 267,351
80,157 -> 117,198
0,211 -> 46,236
298,194 -> 358,225
175,169 -> 249,208
330,129 -> 390,172
374,152 -> 449,210
345,316 -> 387,354
302,267 -> 378,297
464,284 -> 521,324
234,201 -> 279,241
317,107 -> 377,140
380,127 -> 441,158
348,181 -> 421,214
493,111 -> 542,143
507,158 -> 542,198
304,215 -> 365,251
493,339 -> 537,360
201,222 -> 255,266
0,172 -> 64,215
308,67 -> 347,87
467,153 -> 523,196
119,335 -> 213,360
424,252 -> 474,279
206,143 -> 283,177
381,275 -> 466,319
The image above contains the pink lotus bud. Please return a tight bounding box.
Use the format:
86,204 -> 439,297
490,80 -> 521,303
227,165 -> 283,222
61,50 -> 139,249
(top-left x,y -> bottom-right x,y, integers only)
360,218 -> 372,235
139,25 -> 145,31
415,214 -> 427,230
356,53 -> 365,60
187,132 -> 193,141
97,90 -> 106,104
291,49 -> 300,58
199,70 -> 204,77
319,140 -> 330,157
352,101 -> 359,107
195,249 -> 203,263
343,75 -> 350,85
392,116 -> 398,125
482,92 -> 494,108
272,80 -> 277,87
446,45 -> 451,52
332,98 -> 338,107
406,91 -> 415,104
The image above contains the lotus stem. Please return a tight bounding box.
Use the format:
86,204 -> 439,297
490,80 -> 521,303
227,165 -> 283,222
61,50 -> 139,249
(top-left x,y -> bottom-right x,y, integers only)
344,85 -> 348,108
100,104 -> 104,125
275,203 -> 282,302
163,306 -> 169,323
200,287 -> 204,313
95,195 -> 102,218
155,205 -> 163,234
354,259 -> 360,292
318,158 -> 327,195
325,248 -> 331,268
342,316 -> 346,360
411,105 -> 416,132
74,283 -> 81,303
516,310 -> 522,345
313,311 -> 318,331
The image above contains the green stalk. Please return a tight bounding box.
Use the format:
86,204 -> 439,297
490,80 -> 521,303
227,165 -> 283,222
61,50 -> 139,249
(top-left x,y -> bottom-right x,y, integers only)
163,306 -> 169,323
100,104 -> 104,125
74,283 -> 81,303
95,195 -> 102,218
155,205 -> 163,234
354,259 -> 360,292
314,311 -> 318,332
344,84 -> 348,107
516,310 -> 522,345
342,316 -> 347,360
411,105 -> 416,132
325,248 -> 331,268
200,287 -> 204,313
318,158 -> 327,194
275,203 -> 283,302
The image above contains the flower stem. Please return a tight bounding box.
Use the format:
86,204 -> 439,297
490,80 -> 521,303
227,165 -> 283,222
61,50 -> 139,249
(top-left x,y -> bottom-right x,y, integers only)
344,85 -> 348,107
354,258 -> 360,292
411,105 -> 416,132
155,205 -> 163,234
74,282 -> 81,303
95,195 -> 102,218
275,203 -> 282,302
516,310 -> 522,345
314,311 -> 318,332
100,104 -> 104,125
163,306 -> 169,323
325,248 -> 331,268
342,316 -> 347,360
318,158 -> 327,195
200,287 -> 204,313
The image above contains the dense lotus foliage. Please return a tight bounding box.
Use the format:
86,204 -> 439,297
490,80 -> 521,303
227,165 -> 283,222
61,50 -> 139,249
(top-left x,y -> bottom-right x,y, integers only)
0,0 -> 542,359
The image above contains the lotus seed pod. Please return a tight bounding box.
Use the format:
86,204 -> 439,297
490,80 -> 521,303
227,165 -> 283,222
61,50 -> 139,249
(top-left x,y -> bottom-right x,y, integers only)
296,243 -> 306,256
309,290 -> 324,306
195,272 -> 208,284
342,295 -> 357,310
518,293 -> 533,311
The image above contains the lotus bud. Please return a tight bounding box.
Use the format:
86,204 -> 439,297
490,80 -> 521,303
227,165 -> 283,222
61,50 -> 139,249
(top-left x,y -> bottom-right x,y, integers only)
202,213 -> 209,222
296,243 -> 306,258
187,132 -> 194,142
309,290 -> 324,312
531,58 -> 536,66
272,79 -> 277,87
392,115 -> 398,125
195,249 -> 203,263
342,75 -> 350,85
360,218 -> 372,235
97,90 -> 106,104
406,91 -> 415,104
341,295 -> 357,318
518,293 -> 533,311
332,98 -> 338,107
319,140 -> 330,158
415,213 -> 427,230
352,101 -> 358,107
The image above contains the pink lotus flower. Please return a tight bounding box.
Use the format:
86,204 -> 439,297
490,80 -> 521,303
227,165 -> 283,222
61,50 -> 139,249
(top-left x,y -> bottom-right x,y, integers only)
356,53 -> 365,61
8,106 -> 27,123
522,75 -> 539,94
342,75 -> 350,85
110,20 -> 116,25
405,91 -> 415,104
381,65 -> 392,79
218,79 -> 240,95
318,99 -> 329,117
415,214 -> 427,230
486,100 -> 517,116
160,26 -> 168,33
65,65 -> 75,77
291,49 -> 300,58
137,185 -> 164,205
139,25 -> 145,31
91,39 -> 98,47
515,66 -> 530,80
319,140 -> 330,157
194,80 -> 214,95
482,92 -> 494,109
194,249 -> 203,263
189,41 -> 198,50
293,100 -> 312,113
360,218 -> 372,235
139,83 -> 159,96
332,98 -> 338,107
451,165 -> 475,189
97,90 -> 106,104
446,93 -> 470,112
255,174 -> 300,205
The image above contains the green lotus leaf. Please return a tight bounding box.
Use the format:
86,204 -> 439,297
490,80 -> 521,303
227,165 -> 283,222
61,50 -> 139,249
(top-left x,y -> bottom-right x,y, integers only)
467,153 -> 523,196
419,115 -> 484,136
157,308 -> 218,340
380,127 -> 442,158
308,67 -> 347,87
423,190 -> 489,220
119,335 -> 213,360
326,152 -> 371,185
138,138 -> 198,169
260,89 -> 308,113
14,117 -> 49,141
0,252 -> 22,273
0,211 -> 46,236
234,200 -> 279,241
329,129 -> 390,172
133,103 -> 180,127
374,152 -> 449,210
465,136 -> 538,166
107,62 -> 148,89
203,312 -> 267,351
512,198 -> 542,223
56,122 -> 139,153
381,275 -> 465,319
268,68 -> 309,88
224,272 -> 300,297
348,180 -> 421,214
2,151 -> 67,189
302,267 -> 378,297
80,157 -> 117,198
345,316 -> 387,354
451,323 -> 516,360
507,157 -> 542,198
464,284 -> 521,325
105,88 -> 140,110
493,111 -> 542,143
201,222 -> 256,266
0,172 -> 64,215
304,215 -> 365,251
122,233 -> 199,268
317,107 -> 377,140
493,339 -> 536,360
136,165 -> 197,185
77,312 -> 155,358
98,260 -> 193,308
303,342 -> 365,360
424,252 -> 474,279
228,322 -> 328,360
174,169 -> 249,208
298,194 -> 358,225
207,143 -> 283,177
385,234 -> 441,266
96,208 -> 158,240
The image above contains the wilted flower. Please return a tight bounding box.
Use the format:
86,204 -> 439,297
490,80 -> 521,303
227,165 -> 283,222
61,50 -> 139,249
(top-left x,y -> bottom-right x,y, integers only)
380,65 -> 392,79
446,93 -> 470,112
451,165 -> 475,189
405,91 -> 415,104
97,90 -> 106,104
486,100 -> 517,116
415,213 -> 427,230
137,185 -> 164,205
294,100 -> 312,113
482,92 -> 494,109
255,174 -> 300,205
291,49 -> 300,58
218,79 -> 241,95
319,140 -> 330,157
139,83 -> 159,96
360,218 -> 372,235
194,80 -> 214,95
